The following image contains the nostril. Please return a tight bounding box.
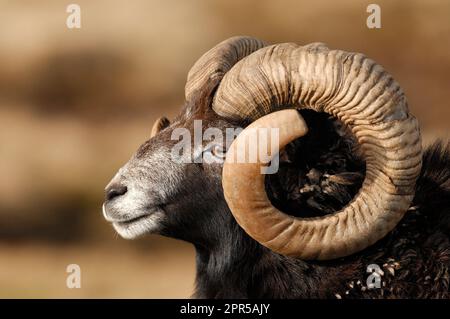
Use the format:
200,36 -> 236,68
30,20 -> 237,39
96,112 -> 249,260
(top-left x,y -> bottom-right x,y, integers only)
106,185 -> 128,201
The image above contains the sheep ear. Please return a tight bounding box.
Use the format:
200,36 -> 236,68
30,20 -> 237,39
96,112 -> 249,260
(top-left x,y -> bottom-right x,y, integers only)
150,116 -> 170,138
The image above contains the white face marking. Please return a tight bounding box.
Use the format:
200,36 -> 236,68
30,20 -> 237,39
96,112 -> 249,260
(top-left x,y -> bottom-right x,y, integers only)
103,190 -> 165,239
112,210 -> 164,239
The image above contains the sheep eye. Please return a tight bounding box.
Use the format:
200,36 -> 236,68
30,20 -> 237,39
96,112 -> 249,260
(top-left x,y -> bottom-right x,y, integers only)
211,144 -> 226,159
202,144 -> 227,162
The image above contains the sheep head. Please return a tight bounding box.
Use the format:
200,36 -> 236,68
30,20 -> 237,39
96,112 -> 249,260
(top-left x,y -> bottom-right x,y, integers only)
103,36 -> 422,260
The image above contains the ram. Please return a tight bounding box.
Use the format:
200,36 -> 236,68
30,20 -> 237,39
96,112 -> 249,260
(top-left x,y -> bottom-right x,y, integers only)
102,36 -> 450,298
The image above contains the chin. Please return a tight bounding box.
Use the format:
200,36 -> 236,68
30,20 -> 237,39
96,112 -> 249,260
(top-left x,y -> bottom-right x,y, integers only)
111,212 -> 165,239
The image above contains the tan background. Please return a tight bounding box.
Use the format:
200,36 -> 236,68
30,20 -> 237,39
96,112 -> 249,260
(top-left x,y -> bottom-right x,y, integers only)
0,0 -> 449,298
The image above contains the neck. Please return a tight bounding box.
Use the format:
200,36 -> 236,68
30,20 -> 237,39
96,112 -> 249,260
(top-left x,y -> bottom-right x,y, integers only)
192,219 -> 337,298
193,227 -> 262,298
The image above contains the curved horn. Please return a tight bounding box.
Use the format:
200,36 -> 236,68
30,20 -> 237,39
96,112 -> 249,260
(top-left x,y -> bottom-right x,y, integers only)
150,116 -> 170,138
185,36 -> 266,102
217,43 -> 422,260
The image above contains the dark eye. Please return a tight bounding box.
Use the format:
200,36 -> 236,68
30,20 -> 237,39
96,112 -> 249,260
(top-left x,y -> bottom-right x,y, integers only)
202,144 -> 227,162
210,144 -> 227,159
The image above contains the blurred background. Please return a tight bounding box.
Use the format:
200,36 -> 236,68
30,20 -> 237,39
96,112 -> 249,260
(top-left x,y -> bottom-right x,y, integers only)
0,0 -> 449,298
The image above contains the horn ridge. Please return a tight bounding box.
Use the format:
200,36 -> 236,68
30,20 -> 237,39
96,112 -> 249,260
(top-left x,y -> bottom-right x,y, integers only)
185,36 -> 266,102
217,42 -> 422,260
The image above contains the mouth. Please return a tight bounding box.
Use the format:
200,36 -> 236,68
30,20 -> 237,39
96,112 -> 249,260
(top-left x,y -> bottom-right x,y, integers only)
113,213 -> 154,227
102,203 -> 164,239
102,203 -> 152,223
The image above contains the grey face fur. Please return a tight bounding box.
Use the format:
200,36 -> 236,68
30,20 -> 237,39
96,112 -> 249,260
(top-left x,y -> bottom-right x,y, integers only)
102,145 -> 171,239
103,114 -> 232,241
